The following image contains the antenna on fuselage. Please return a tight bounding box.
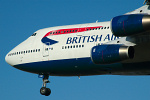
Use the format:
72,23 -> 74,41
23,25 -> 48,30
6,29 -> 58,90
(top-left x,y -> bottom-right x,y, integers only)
96,20 -> 98,23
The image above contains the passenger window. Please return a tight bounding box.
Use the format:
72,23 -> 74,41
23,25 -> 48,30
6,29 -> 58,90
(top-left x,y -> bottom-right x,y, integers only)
28,50 -> 30,53
38,49 -> 40,52
73,45 -> 75,48
33,50 -> 35,52
76,45 -> 78,48
104,27 -> 106,29
50,32 -> 52,34
45,48 -> 48,51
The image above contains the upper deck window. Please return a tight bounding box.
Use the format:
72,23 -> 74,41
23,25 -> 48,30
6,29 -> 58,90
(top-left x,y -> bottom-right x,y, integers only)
31,33 -> 37,36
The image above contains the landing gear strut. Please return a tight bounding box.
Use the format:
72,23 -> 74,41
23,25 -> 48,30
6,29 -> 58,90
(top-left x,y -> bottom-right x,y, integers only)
39,75 -> 51,96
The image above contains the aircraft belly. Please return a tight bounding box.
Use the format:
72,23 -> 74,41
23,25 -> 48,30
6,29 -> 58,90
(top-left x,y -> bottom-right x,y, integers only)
13,57 -> 150,76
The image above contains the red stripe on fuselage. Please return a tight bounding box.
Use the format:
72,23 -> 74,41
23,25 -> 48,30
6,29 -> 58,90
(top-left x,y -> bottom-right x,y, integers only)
43,26 -> 103,38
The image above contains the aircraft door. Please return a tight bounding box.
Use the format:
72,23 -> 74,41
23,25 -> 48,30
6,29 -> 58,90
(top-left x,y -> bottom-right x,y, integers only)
43,42 -> 50,57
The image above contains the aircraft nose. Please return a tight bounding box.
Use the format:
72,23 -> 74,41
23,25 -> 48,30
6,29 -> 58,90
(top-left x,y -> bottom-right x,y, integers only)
5,53 -> 13,66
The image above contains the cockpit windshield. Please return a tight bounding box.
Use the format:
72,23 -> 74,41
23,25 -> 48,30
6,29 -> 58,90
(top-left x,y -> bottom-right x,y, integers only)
31,33 -> 37,36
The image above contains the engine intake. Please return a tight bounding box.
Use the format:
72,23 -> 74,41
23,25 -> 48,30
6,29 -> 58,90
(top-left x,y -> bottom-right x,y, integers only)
111,14 -> 150,36
91,45 -> 134,64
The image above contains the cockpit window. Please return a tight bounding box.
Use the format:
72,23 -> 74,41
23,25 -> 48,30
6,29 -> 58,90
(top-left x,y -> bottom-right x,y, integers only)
31,33 -> 37,36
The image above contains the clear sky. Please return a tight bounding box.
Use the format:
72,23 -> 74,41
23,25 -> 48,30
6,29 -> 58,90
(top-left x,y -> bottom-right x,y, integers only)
1,0 -> 150,100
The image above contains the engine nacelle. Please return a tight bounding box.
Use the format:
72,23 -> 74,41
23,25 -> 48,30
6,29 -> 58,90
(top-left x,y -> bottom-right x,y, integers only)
111,14 -> 150,36
91,45 -> 134,64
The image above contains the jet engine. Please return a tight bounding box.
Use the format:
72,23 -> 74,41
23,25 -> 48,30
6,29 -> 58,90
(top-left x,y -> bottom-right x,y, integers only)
111,14 -> 150,36
91,45 -> 134,64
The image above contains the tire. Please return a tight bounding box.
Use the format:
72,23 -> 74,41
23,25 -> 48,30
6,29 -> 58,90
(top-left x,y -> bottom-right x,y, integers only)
40,87 -> 47,95
45,88 -> 51,96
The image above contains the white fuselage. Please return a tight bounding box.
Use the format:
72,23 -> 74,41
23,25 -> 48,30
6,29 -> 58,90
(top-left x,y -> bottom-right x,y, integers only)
5,5 -> 150,76
6,21 -> 114,66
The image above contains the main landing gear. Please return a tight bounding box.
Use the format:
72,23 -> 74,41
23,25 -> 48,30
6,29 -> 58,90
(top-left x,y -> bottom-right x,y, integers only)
39,75 -> 51,96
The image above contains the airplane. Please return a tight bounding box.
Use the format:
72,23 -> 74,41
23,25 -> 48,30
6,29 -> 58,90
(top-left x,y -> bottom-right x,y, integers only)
5,0 -> 150,96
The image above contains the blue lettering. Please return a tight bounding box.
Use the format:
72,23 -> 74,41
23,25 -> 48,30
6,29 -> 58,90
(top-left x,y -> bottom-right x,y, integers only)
104,34 -> 110,41
90,35 -> 95,42
87,36 -> 90,42
66,37 -> 72,44
72,37 -> 78,43
82,36 -> 88,43
95,35 -> 102,42
114,36 -> 119,40
66,34 -> 115,44
78,36 -> 82,43
111,34 -> 113,40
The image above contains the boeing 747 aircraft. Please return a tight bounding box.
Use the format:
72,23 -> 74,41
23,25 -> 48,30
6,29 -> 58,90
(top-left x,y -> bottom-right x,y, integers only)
5,0 -> 150,96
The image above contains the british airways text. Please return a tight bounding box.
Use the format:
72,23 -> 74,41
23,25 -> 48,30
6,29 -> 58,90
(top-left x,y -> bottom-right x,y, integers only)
66,34 -> 119,44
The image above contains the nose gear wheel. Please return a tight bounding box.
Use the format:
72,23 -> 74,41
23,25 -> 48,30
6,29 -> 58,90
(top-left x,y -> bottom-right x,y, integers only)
39,75 -> 51,96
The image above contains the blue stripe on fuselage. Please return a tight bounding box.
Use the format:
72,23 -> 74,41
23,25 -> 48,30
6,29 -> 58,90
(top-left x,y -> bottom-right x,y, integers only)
13,57 -> 150,76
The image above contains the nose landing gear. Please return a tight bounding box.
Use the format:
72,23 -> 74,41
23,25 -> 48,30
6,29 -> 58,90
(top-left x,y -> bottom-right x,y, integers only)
39,75 -> 51,96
